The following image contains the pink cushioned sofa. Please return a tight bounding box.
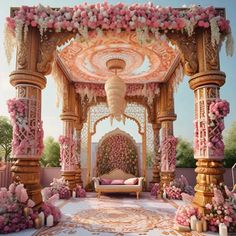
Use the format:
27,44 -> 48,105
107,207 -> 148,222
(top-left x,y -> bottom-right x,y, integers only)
93,169 -> 144,199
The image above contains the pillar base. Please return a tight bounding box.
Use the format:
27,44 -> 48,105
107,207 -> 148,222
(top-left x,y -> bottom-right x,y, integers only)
193,159 -> 224,209
160,171 -> 175,186
11,158 -> 42,207
61,171 -> 76,190
75,164 -> 83,187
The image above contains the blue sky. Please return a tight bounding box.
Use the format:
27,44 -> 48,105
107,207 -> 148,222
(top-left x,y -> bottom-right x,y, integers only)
0,0 -> 235,143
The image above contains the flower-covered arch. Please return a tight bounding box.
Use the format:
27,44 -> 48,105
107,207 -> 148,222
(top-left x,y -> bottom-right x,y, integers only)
96,128 -> 139,176
5,2 -> 234,210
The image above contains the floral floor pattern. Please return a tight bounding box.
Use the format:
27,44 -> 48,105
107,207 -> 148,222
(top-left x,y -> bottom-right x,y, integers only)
32,193 -> 212,236
7,193 -> 218,236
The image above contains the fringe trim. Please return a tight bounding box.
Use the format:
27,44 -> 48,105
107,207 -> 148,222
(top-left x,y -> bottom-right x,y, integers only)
4,24 -> 16,64
226,32 -> 234,57
51,60 -> 68,107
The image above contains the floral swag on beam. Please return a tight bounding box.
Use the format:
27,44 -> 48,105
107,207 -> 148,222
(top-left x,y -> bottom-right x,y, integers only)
4,3 -> 234,64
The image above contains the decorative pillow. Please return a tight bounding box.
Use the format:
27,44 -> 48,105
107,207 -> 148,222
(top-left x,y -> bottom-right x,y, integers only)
100,178 -> 112,185
124,178 -> 138,185
110,179 -> 125,185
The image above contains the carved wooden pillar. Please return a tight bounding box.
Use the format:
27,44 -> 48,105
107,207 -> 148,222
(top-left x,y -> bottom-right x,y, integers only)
190,72 -> 225,208
189,29 -> 227,208
9,28 -> 46,207
150,123 -> 161,184
60,83 -> 77,190
74,121 -> 83,187
158,83 -> 177,186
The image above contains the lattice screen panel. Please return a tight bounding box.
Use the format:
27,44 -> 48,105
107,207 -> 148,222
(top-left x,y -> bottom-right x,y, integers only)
81,122 -> 88,168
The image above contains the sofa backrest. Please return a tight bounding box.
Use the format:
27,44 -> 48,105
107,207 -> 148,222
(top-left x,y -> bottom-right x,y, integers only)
100,169 -> 135,180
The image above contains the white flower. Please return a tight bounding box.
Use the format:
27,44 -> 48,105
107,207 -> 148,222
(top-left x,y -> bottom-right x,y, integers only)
64,12 -> 72,20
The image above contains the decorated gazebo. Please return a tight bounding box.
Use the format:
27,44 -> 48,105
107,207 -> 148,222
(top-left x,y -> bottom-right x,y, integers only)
5,2 -> 233,213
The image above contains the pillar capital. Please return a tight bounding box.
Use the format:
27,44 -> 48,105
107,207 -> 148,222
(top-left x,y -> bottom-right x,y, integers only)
157,113 -> 177,122
10,70 -> 46,89
60,112 -> 77,121
152,122 -> 161,131
189,70 -> 225,90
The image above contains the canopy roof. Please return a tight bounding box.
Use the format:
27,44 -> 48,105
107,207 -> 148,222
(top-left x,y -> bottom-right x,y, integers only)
57,31 -> 180,84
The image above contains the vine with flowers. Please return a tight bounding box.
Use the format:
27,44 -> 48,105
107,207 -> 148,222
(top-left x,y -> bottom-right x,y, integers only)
7,98 -> 44,157
4,3 -> 233,64
207,99 -> 230,157
96,133 -> 138,176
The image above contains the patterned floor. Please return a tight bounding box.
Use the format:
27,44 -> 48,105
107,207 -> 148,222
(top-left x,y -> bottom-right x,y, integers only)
7,193 -> 218,236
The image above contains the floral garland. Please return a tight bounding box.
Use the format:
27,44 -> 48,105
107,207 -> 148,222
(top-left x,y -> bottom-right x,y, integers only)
74,82 -> 160,104
161,135 -> 178,172
5,3 -> 234,63
7,98 -> 44,157
96,134 -> 138,176
0,183 -> 37,234
208,99 -> 230,157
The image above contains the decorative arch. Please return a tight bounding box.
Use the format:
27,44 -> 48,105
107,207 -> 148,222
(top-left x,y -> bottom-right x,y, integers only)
96,128 -> 139,176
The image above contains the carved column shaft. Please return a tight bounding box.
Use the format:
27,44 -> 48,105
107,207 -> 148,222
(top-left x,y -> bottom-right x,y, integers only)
10,71 -> 46,207
150,123 -> 161,184
158,83 -> 177,186
60,82 -> 77,190
9,27 -> 46,207
189,71 -> 226,208
74,121 -> 83,187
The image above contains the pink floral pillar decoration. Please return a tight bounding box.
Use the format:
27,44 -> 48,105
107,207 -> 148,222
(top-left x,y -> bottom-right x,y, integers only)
194,87 -> 229,160
7,86 -> 44,158
58,135 -> 76,172
161,135 -> 178,172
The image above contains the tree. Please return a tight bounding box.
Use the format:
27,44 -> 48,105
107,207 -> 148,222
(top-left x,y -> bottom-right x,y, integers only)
0,116 -> 13,162
40,136 -> 60,167
224,121 -> 236,167
176,137 -> 195,168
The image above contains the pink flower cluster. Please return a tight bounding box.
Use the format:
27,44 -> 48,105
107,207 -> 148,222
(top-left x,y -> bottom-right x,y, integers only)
75,184 -> 86,198
205,187 -> 236,233
150,175 -> 194,199
41,202 -> 61,223
48,177 -> 71,200
175,205 -> 201,227
165,185 -> 182,200
6,3 -> 231,38
0,183 -> 37,234
150,183 -> 160,197
7,98 -> 44,156
208,99 -> 230,157
96,134 -> 138,176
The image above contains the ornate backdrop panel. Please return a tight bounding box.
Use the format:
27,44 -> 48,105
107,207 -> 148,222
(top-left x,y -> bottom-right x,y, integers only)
96,129 -> 139,176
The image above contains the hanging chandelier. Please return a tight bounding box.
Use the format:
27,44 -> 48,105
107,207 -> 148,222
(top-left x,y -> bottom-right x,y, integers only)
105,59 -> 127,124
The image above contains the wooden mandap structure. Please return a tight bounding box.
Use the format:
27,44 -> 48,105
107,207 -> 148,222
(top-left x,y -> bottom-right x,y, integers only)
5,3 -> 233,209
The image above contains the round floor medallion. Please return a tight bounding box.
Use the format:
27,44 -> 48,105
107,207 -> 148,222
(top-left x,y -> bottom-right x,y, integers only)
71,207 -> 173,233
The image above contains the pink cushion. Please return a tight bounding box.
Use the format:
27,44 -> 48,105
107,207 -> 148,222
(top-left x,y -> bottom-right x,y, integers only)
124,178 -> 138,185
110,179 -> 124,185
100,178 -> 112,185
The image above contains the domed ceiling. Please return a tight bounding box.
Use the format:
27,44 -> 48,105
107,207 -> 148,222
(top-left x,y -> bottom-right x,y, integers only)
57,31 -> 181,84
